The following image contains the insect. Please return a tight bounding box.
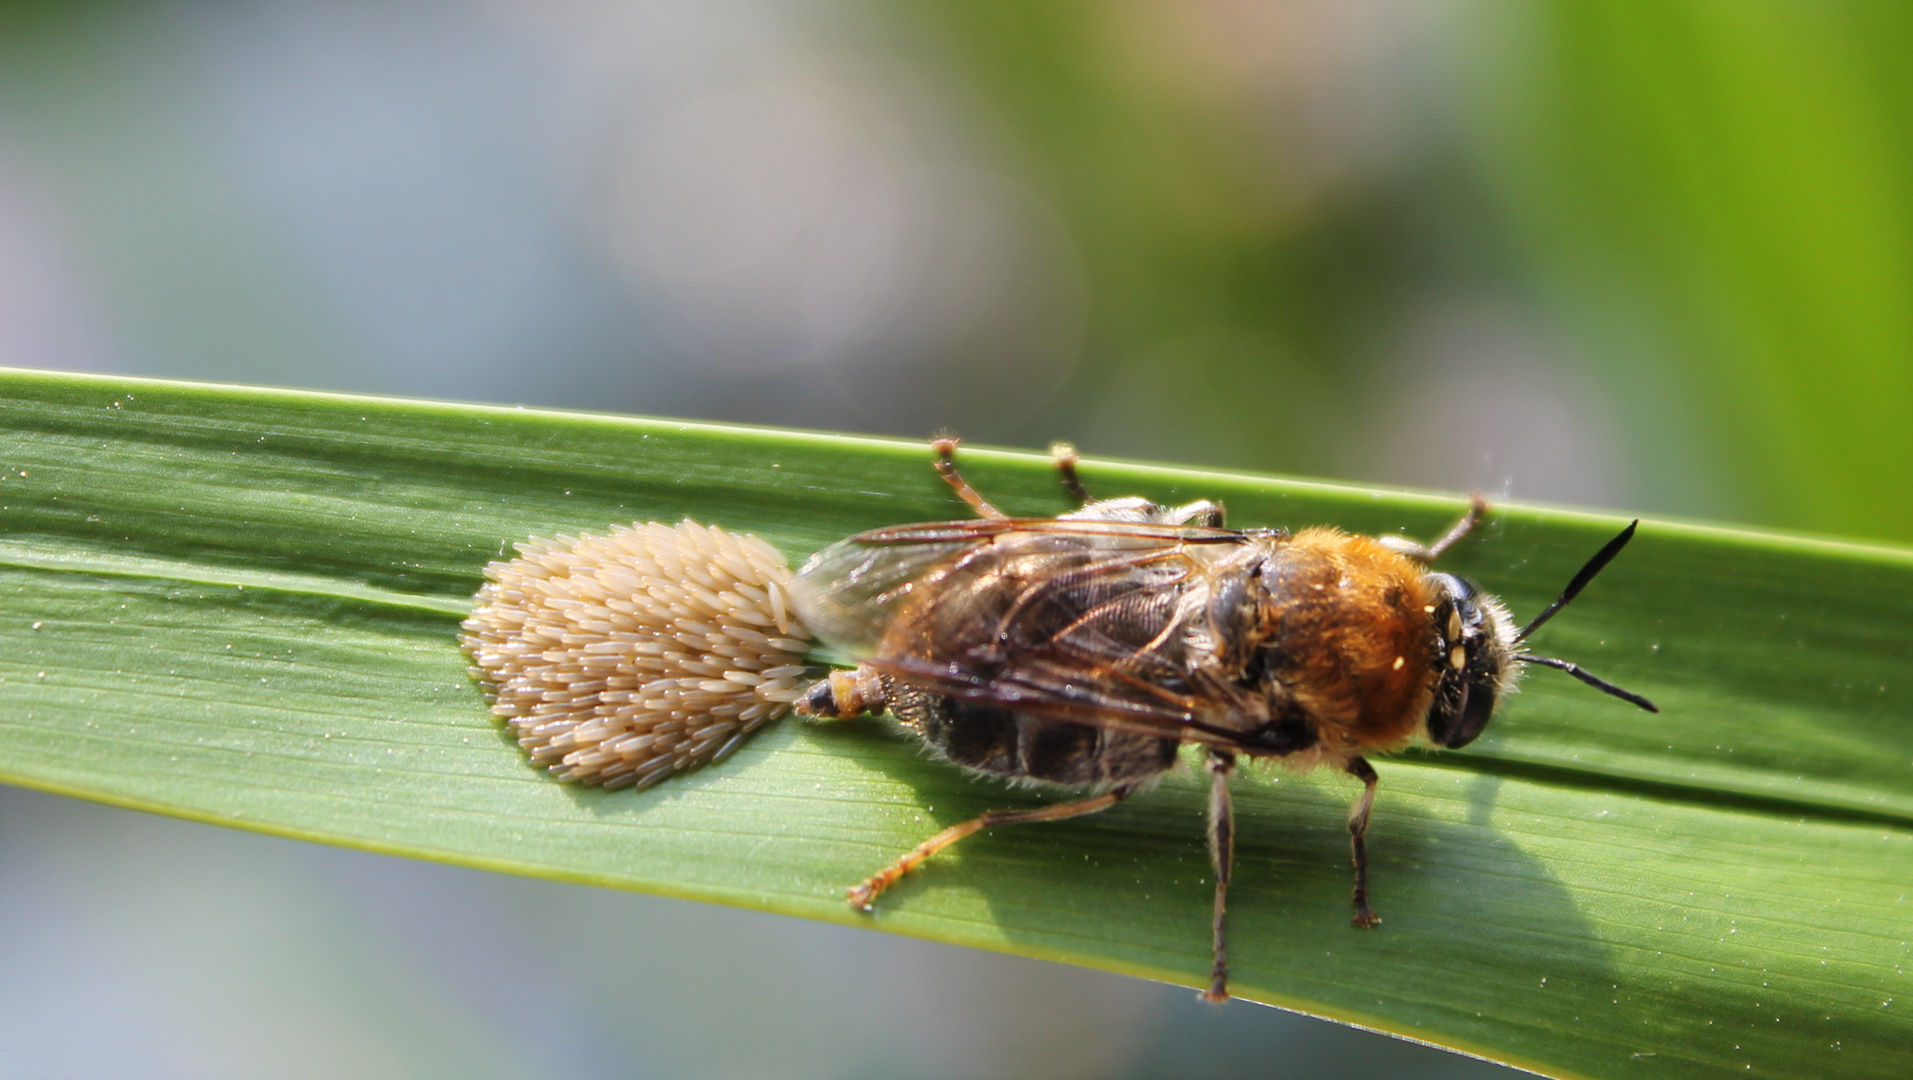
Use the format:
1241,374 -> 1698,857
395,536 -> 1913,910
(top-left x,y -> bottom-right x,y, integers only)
790,438 -> 1656,1002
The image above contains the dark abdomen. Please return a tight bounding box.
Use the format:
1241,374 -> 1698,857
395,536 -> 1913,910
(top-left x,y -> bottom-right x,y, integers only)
887,681 -> 1179,788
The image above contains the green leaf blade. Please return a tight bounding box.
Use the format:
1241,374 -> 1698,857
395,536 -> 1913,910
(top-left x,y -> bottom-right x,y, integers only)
0,367 -> 1906,1078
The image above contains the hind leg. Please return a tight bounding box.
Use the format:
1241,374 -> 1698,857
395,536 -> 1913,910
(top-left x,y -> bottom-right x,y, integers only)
935,435 -> 1106,516
847,786 -> 1137,910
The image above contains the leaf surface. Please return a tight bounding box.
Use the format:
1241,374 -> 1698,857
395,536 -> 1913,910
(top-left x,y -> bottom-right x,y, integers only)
0,368 -> 1906,1079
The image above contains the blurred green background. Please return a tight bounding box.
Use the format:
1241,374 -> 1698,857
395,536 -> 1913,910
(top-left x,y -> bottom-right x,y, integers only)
0,2 -> 1906,1077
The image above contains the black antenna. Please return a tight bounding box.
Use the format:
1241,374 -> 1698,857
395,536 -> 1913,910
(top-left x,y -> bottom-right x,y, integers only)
1517,655 -> 1658,713
1518,520 -> 1640,642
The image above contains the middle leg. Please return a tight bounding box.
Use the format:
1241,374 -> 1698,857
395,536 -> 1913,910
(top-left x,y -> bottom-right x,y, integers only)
1049,441 -> 1092,507
1202,749 -> 1238,1003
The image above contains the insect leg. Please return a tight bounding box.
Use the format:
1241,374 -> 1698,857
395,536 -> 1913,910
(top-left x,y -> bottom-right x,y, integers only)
1346,756 -> 1383,928
1378,493 -> 1489,563
1202,749 -> 1237,1003
1049,441 -> 1092,506
931,435 -> 1008,519
847,786 -> 1137,911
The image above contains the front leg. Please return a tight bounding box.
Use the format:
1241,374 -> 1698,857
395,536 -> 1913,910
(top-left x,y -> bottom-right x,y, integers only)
1346,756 -> 1382,928
1378,494 -> 1489,563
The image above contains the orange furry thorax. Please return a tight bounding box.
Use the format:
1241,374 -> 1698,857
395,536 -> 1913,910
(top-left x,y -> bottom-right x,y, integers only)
1261,527 -> 1436,760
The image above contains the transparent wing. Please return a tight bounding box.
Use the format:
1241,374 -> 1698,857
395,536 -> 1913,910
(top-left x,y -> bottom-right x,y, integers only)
789,517 -> 1244,656
795,515 -> 1274,748
872,535 -> 1256,745
788,530 -> 983,653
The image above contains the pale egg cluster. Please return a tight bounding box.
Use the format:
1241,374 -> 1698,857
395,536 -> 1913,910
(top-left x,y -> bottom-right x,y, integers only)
460,520 -> 813,789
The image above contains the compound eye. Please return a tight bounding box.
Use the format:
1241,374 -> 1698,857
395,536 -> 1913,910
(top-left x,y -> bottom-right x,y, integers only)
1420,573 -> 1506,749
1427,660 -> 1500,748
1424,629 -> 1506,748
1444,670 -> 1499,748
